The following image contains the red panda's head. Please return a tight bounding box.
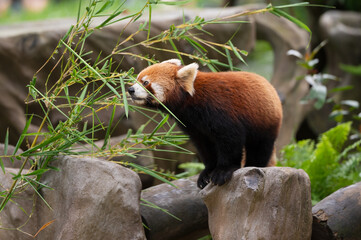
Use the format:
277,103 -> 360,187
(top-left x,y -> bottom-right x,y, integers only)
128,59 -> 199,106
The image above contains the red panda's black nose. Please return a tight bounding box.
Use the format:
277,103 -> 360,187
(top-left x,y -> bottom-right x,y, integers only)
128,86 -> 135,95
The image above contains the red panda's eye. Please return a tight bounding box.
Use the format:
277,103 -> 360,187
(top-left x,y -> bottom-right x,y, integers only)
143,81 -> 149,86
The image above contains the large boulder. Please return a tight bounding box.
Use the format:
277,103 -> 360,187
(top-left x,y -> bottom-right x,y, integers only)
36,155 -> 145,239
0,155 -> 146,240
0,143 -> 30,168
312,181 -> 361,240
141,176 -> 209,240
0,168 -> 37,240
201,167 -> 313,240
76,135 -> 156,189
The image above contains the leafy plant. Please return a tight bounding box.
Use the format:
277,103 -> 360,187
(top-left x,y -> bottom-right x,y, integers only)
288,40 -> 338,110
279,122 -> 361,204
288,41 -> 361,136
176,162 -> 205,178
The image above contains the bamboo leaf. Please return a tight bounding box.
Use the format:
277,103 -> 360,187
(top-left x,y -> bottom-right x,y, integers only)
102,104 -> 117,150
60,40 -> 122,100
95,0 -> 114,15
24,169 -> 49,177
119,76 -> 129,118
270,8 -> 311,34
228,41 -> 247,65
0,157 -> 5,174
128,162 -> 177,188
13,115 -> 33,156
23,177 -> 53,210
141,199 -> 181,221
153,0 -> 191,6
21,133 -> 63,156
225,48 -> 233,71
148,114 -> 169,139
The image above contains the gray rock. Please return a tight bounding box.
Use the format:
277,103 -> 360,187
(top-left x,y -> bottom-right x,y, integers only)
0,168 -> 37,240
0,155 -> 146,240
35,155 -> 145,240
141,176 -> 209,240
74,135 -> 155,189
201,167 -> 312,240
0,143 -> 30,169
312,181 -> 361,240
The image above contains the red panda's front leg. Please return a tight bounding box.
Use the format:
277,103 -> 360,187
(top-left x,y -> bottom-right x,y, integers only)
209,139 -> 244,186
189,134 -> 218,189
192,133 -> 244,188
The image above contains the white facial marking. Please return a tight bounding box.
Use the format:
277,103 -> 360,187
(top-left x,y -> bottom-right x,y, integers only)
151,83 -> 165,103
133,99 -> 146,105
132,82 -> 148,99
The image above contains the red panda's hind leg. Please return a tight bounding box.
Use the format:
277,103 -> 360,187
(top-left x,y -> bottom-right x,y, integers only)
244,136 -> 275,167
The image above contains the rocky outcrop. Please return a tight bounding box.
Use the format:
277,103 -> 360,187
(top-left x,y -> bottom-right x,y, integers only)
0,155 -> 146,240
141,176 -> 209,240
0,168 -> 37,240
0,143 -> 30,169
312,181 -> 361,240
201,167 -> 313,240
76,135 -> 156,189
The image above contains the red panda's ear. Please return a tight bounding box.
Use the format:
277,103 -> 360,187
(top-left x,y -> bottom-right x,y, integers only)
161,59 -> 181,66
176,63 -> 199,96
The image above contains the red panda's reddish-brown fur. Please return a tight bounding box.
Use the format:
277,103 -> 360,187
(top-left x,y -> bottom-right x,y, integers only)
189,71 -> 282,134
129,60 -> 282,188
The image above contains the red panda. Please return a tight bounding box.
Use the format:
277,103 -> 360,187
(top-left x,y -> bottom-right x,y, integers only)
128,59 -> 282,189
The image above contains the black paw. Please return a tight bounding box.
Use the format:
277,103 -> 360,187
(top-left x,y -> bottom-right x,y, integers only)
197,170 -> 211,189
210,167 -> 238,186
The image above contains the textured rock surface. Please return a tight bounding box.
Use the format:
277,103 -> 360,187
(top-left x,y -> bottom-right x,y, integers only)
0,168 -> 37,240
312,182 -> 361,240
141,175 -> 209,240
35,155 -> 145,239
0,143 -> 30,168
0,153 -> 145,239
201,167 -> 312,240
75,135 -> 155,189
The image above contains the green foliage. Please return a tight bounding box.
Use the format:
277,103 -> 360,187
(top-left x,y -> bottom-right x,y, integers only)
279,122 -> 361,203
340,64 -> 361,77
289,41 -> 361,129
288,41 -> 338,110
176,162 -> 205,178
